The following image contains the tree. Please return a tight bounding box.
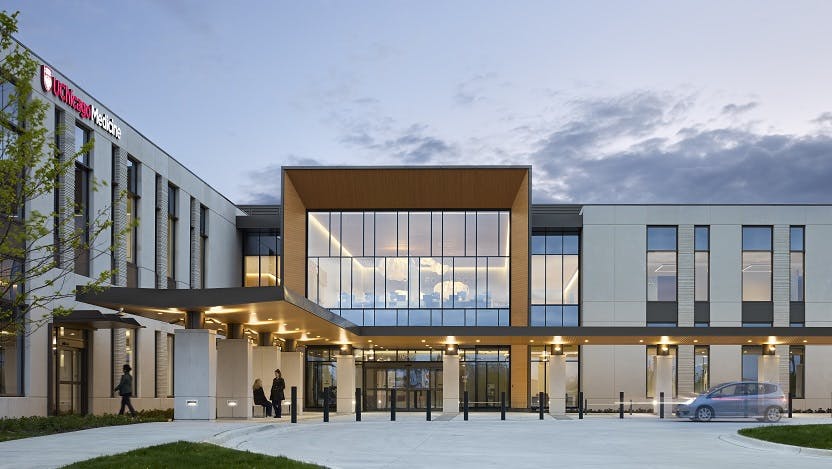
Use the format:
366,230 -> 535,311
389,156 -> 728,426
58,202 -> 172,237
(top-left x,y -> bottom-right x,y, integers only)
0,10 -> 130,336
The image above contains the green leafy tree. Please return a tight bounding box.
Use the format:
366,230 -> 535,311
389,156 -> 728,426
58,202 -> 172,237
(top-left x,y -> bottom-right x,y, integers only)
1,10 -> 131,336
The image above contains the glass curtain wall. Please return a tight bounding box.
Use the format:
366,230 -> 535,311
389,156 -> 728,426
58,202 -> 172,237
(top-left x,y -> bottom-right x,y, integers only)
73,125 -> 91,276
459,347 -> 510,409
647,227 -> 677,302
307,211 -> 510,326
244,231 -> 280,287
530,233 -> 580,326
646,345 -> 677,398
529,345 -> 579,409
742,227 -> 772,302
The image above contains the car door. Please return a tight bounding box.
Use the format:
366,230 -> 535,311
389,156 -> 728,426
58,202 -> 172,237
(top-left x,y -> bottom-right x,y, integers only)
709,384 -> 741,416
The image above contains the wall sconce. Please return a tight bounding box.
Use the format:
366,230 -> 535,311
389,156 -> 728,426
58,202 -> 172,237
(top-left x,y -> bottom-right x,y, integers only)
186,400 -> 198,407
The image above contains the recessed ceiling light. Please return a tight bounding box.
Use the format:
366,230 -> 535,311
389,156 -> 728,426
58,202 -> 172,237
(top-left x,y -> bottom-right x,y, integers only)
693,339 -> 698,343
638,339 -> 644,343
747,340 -> 752,343
267,318 -> 273,321
584,339 -> 589,343
295,327 -> 300,331
803,339 -> 808,343
368,339 -> 373,343
529,339 -> 534,343
421,339 -> 426,343
475,339 -> 480,343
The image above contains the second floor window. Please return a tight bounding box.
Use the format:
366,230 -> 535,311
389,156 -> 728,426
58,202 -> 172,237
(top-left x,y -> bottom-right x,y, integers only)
694,226 -> 709,302
742,226 -> 772,301
531,232 -> 580,326
647,226 -> 677,302
167,184 -> 177,285
73,124 -> 91,277
790,226 -> 804,302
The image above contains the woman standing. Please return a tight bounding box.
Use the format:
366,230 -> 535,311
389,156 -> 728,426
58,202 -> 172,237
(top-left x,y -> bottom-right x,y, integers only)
270,369 -> 286,418
252,379 -> 272,417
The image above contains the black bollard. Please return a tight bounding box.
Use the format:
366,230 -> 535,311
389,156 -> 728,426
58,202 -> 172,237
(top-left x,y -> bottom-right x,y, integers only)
659,391 -> 665,419
291,386 -> 298,423
501,392 -> 506,420
391,388 -> 397,421
619,391 -> 624,419
578,391 -> 584,419
464,391 -> 469,421
788,392 -> 793,419
426,390 -> 432,421
323,387 -> 330,422
539,392 -> 545,420
356,388 -> 362,422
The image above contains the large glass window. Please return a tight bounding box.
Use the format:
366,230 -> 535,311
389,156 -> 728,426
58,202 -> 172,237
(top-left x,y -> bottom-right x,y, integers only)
530,233 -> 579,326
0,329 -> 22,396
244,231 -> 280,287
790,226 -> 804,302
694,345 -> 709,394
307,211 -> 510,326
646,345 -> 677,398
694,226 -> 709,302
459,347 -> 510,409
200,205 -> 208,289
742,227 -> 772,301
166,184 -> 177,287
647,227 -> 677,302
529,345 -> 580,410
73,124 -> 91,276
789,346 -> 804,399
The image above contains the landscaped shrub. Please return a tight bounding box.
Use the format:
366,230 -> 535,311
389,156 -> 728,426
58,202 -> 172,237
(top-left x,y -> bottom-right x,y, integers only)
0,409 -> 173,442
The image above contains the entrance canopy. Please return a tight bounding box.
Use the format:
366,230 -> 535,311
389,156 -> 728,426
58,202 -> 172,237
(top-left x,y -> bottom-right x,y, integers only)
77,286 -> 832,348
54,309 -> 142,330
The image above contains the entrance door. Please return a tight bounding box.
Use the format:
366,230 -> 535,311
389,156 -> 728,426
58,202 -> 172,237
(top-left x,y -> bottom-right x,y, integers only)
52,327 -> 87,415
363,362 -> 442,411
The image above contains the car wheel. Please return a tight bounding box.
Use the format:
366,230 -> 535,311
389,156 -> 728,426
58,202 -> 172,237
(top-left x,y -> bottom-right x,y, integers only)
695,406 -> 714,422
764,406 -> 782,423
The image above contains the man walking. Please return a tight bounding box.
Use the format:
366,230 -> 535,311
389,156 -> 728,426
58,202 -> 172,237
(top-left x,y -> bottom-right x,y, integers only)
114,364 -> 138,417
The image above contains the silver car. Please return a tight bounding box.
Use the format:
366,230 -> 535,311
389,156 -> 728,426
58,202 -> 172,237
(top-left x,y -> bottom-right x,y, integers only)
675,381 -> 786,422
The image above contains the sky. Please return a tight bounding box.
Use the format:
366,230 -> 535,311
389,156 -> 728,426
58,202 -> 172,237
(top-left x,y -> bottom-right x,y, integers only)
6,1 -> 832,204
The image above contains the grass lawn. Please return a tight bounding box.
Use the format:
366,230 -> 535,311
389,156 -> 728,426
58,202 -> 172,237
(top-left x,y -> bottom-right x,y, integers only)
0,409 -> 172,442
61,441 -> 325,468
739,424 -> 832,450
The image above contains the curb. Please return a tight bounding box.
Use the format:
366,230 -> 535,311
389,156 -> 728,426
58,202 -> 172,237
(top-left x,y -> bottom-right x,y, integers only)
720,433 -> 832,457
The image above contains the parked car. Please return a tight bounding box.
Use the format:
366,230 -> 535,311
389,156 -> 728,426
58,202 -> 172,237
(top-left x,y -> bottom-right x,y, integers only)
676,381 -> 786,422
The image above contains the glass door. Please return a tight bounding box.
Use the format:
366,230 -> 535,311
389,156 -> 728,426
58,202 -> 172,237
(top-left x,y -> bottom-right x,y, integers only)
363,363 -> 442,411
52,327 -> 87,415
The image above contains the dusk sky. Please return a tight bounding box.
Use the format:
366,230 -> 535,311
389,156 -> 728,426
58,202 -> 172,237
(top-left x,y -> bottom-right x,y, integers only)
8,1 -> 832,204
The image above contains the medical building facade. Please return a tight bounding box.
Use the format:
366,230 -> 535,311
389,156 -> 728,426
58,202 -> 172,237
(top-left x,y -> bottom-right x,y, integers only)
2,45 -> 832,419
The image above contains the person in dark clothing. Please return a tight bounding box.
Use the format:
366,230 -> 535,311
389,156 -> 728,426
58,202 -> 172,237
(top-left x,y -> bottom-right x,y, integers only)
114,364 -> 137,417
270,369 -> 286,418
253,379 -> 272,417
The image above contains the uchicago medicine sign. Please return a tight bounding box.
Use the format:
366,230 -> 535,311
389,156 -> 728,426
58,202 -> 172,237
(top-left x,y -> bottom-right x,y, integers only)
41,65 -> 122,139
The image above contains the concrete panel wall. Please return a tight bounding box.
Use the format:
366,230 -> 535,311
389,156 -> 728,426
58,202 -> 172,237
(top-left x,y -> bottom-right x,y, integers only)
709,346 -> 742,386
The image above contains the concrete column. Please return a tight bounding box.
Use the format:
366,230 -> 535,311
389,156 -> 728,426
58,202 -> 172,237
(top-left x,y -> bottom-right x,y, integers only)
758,355 -> 780,385
217,339 -> 253,419
336,353 -> 356,413
174,329 -> 217,420
227,323 -> 243,340
442,353 -> 460,414
155,331 -> 169,398
185,311 -> 204,329
653,355 -> 674,414
548,354 -> 566,416
280,350 -> 304,415
253,345 -> 281,389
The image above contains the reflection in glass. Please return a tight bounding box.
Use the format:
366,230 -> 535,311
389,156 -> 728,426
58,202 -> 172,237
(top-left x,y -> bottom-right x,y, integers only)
646,345 -> 677,398
790,252 -> 804,302
694,345 -> 709,394
647,251 -> 677,301
742,251 -> 772,301
695,252 -> 709,302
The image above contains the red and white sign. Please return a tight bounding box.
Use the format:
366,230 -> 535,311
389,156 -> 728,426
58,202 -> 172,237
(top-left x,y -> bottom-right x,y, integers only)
40,65 -> 121,139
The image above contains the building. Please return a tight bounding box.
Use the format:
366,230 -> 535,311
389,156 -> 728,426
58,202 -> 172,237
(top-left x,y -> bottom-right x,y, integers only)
2,45 -> 832,419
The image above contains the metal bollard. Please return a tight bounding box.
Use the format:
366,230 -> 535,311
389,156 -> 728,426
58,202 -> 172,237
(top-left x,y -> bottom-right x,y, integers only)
426,390 -> 432,421
659,391 -> 665,419
291,386 -> 298,423
539,392 -> 545,420
578,391 -> 584,419
788,392 -> 793,419
356,388 -> 362,422
501,392 -> 506,420
464,391 -> 469,421
323,387 -> 330,422
391,388 -> 397,421
619,391 -> 624,419
629,400 -> 633,415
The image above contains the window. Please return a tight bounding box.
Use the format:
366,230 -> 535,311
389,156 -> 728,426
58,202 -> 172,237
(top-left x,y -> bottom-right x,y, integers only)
741,345 -> 762,381
790,227 -> 804,302
742,227 -> 772,302
529,345 -> 579,410
694,345 -> 709,394
694,226 -> 709,302
789,346 -> 804,399
530,233 -> 580,326
200,205 -> 208,289
647,227 -> 677,302
459,347 -> 510,409
125,158 -> 139,287
646,345 -> 677,398
307,211 -> 510,326
73,124 -> 91,276
0,328 -> 22,396
113,329 -> 138,397
167,184 -> 177,287
243,231 -> 280,287
53,109 -> 63,263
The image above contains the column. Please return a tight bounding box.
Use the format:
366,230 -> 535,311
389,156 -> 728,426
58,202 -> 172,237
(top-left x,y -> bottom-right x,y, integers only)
174,329 -> 217,420
111,146 -> 128,287
677,225 -> 695,326
548,353 -> 566,416
217,339 -> 253,419
189,198 -> 201,289
654,355 -> 673,415
155,175 -> 169,288
253,335 -> 281,395
442,350 -> 460,414
773,225 -> 790,327
56,110 -> 75,270
280,345 -> 304,416
758,345 -> 780,385
336,348 -> 356,414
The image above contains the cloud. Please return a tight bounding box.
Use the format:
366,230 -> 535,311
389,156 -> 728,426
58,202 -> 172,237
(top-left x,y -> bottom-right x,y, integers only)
721,102 -> 759,116
530,92 -> 832,203
340,123 -> 455,164
237,156 -> 324,204
454,73 -> 497,106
